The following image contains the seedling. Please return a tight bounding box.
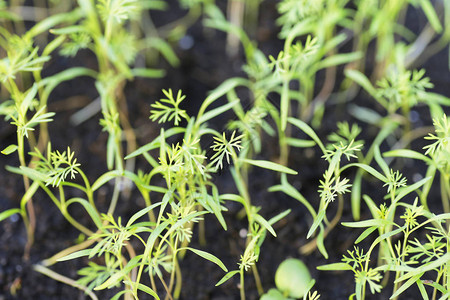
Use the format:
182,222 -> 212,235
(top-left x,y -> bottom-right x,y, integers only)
261,258 -> 315,300
1,1 -> 449,300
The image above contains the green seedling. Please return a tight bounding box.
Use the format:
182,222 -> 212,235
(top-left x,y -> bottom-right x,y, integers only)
260,258 -> 315,300
1,1 -> 450,299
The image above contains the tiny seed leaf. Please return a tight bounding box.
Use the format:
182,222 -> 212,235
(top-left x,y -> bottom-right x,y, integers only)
1,144 -> 18,155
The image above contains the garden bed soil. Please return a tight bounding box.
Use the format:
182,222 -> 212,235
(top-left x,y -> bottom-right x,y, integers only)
1,1 -> 449,299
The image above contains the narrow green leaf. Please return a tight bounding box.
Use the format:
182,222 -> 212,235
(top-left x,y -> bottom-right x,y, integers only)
424,92 -> 450,106
205,187 -> 227,230
240,158 -> 297,175
146,37 -> 179,67
131,68 -> 165,78
270,175 -> 317,218
374,146 -> 390,177
0,10 -> 20,21
420,166 -> 436,206
180,247 -> 228,272
1,144 -> 17,155
254,214 -> 276,237
42,67 -> 97,99
342,163 -> 387,183
348,105 -> 383,125
57,249 -> 92,262
49,25 -> 87,35
26,8 -> 83,38
394,177 -> 431,203
216,270 -> 240,286
94,271 -> 124,290
422,280 -> 449,296
267,209 -> 291,226
345,70 -> 377,98
317,228 -> 328,259
0,209 -> 21,222
342,219 -> 391,228
316,52 -> 362,70
219,194 -> 246,206
288,117 -> 326,155
91,170 -> 121,191
125,127 -> 185,159
416,280 -> 429,300
355,226 -> 378,244
351,171 -> 362,221
198,99 -> 239,125
317,263 -> 353,271
126,202 -> 162,227
201,78 -> 247,114
285,138 -> 316,148
383,149 -> 433,165
420,0 -> 443,33
123,281 -> 160,299
110,290 -> 129,300
134,283 -> 160,299
307,209 -> 326,239
142,220 -> 170,264
303,279 -> 316,300
395,253 -> 450,283
6,166 -> 47,182
390,273 -> 424,299
371,227 -> 405,251
93,256 -> 143,290
362,195 -> 380,219
66,198 -> 102,230
21,84 -> 39,115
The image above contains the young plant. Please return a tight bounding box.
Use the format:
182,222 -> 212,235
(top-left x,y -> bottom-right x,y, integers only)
0,9 -> 95,256
384,114 -> 450,214
319,197 -> 450,300
317,139 -> 446,299
270,118 -> 362,257
260,258 -> 315,300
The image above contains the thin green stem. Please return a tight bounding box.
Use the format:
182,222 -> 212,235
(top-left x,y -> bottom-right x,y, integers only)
173,259 -> 183,300
17,130 -> 35,259
441,174 -> 450,214
107,178 -> 121,216
240,269 -> 246,300
157,271 -> 173,300
251,264 -> 263,296
166,236 -> 179,300
38,184 -> 93,236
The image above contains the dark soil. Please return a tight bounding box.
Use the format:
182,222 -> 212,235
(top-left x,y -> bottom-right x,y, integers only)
1,1 -> 449,300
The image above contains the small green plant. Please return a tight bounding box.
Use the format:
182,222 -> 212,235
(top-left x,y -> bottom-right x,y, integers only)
320,197 -> 450,300
384,114 -> 450,214
260,258 -> 315,300
1,1 -> 450,299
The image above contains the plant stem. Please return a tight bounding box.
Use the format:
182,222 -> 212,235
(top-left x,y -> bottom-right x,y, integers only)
173,259 -> 183,299
251,264 -> 263,296
157,271 -> 174,300
33,264 -> 98,300
17,131 -> 35,260
226,0 -> 244,57
166,236 -> 179,300
240,269 -> 246,300
441,174 -> 450,214
107,178 -> 121,216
